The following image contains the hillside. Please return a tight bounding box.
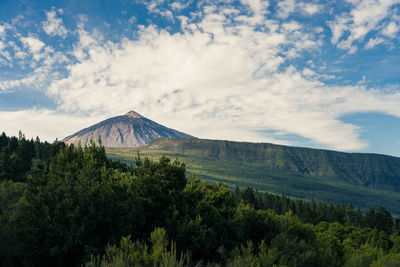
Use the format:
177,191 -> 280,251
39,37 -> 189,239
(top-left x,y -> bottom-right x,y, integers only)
62,111 -> 193,147
2,132 -> 400,266
107,138 -> 400,214
143,138 -> 400,189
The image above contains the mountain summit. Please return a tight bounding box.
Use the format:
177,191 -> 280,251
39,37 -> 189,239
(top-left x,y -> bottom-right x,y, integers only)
62,111 -> 193,147
125,110 -> 142,118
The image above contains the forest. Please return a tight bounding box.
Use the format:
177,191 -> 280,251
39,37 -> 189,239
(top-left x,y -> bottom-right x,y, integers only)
109,138 -> 400,215
1,132 -> 400,266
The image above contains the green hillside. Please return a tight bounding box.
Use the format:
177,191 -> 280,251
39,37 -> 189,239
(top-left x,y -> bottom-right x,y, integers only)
106,138 -> 400,214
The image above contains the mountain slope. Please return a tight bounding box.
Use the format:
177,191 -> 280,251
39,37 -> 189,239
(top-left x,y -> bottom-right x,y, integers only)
62,111 -> 193,147
106,138 -> 400,214
142,138 -> 400,190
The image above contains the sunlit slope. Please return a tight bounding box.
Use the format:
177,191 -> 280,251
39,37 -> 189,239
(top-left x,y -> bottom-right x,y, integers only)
106,138 -> 400,214
62,111 -> 193,147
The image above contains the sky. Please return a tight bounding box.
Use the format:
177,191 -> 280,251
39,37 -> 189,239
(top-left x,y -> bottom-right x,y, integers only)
0,0 -> 400,156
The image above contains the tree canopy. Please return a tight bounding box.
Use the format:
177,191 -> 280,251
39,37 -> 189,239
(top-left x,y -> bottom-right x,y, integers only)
0,132 -> 399,266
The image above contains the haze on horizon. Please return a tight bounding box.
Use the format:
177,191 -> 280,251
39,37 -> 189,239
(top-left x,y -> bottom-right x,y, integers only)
0,0 -> 400,156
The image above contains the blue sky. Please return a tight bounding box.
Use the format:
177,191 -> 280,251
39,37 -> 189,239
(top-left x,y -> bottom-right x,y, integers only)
0,0 -> 400,156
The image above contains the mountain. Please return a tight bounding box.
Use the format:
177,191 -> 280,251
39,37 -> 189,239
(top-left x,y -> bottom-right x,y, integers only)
107,138 -> 400,214
142,138 -> 400,189
62,111 -> 193,147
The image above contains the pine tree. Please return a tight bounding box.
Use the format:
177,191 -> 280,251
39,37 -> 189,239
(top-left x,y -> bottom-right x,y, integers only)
0,146 -> 11,181
0,132 -> 8,148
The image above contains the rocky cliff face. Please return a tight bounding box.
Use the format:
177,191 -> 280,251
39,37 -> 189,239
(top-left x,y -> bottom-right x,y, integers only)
62,111 -> 193,147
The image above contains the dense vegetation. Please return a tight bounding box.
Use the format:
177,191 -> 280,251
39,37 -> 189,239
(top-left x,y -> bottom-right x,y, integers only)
107,138 -> 400,214
1,132 -> 400,266
141,138 -> 400,189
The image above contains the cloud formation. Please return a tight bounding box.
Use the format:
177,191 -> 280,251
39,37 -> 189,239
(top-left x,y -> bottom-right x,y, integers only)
0,18 -> 69,92
42,9 -> 67,37
20,35 -> 45,60
330,0 -> 400,52
277,0 -> 322,19
0,109 -> 103,141
43,1 -> 400,150
1,1 -> 400,151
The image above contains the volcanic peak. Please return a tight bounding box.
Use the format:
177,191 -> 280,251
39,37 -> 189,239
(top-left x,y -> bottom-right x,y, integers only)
125,110 -> 143,118
62,110 -> 193,147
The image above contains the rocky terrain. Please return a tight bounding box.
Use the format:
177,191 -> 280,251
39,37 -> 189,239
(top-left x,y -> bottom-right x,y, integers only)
62,111 -> 193,147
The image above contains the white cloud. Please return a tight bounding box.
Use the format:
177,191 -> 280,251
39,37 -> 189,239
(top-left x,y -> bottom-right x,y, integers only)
365,37 -> 384,49
282,21 -> 302,32
20,35 -> 45,55
170,1 -> 191,10
277,0 -> 322,19
42,9 -> 68,37
159,10 -> 174,21
0,75 -> 36,92
277,0 -> 296,19
8,41 -> 27,59
0,34 -> 68,92
329,0 -> 400,51
128,16 -> 137,24
0,41 -> 11,62
382,21 -> 399,37
40,2 -> 400,151
0,109 -> 104,141
22,40 -> 58,63
298,2 -> 322,16
240,0 -> 269,24
2,1 -> 400,151
0,25 -> 5,38
0,23 -> 25,65
330,16 -> 349,45
302,68 -> 315,77
145,0 -> 165,12
0,60 -> 65,92
0,23 -> 13,40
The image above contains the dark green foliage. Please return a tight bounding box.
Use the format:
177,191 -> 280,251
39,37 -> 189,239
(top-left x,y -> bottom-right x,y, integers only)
1,132 -> 400,266
14,144 -> 127,266
108,138 -> 400,214
0,146 -> 12,180
0,131 -> 65,182
233,187 -> 395,234
88,228 -> 189,267
0,132 -> 7,147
